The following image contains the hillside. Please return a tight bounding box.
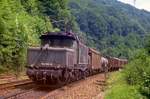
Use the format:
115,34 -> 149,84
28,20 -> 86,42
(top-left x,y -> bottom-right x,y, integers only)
69,0 -> 150,58
1,0 -> 150,72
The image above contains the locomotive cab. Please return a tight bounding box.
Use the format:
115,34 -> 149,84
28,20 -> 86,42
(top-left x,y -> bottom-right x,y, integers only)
40,33 -> 75,49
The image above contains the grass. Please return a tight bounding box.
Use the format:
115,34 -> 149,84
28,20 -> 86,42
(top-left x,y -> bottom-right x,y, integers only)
104,71 -> 143,99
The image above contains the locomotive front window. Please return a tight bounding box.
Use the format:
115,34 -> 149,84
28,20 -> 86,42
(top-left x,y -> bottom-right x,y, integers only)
41,38 -> 74,48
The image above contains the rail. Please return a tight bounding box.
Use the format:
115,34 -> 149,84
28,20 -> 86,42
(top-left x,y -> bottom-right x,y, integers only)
0,79 -> 33,89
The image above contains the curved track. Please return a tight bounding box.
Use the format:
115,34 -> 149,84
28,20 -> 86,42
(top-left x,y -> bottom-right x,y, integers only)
0,73 -> 106,99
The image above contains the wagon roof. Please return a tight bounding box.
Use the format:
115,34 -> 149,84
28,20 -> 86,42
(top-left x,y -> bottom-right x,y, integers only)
110,57 -> 128,61
89,48 -> 101,55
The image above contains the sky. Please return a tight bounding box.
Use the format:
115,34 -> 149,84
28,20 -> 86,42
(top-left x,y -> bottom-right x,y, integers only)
118,0 -> 150,12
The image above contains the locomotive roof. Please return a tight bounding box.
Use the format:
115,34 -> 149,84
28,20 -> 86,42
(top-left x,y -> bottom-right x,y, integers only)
29,47 -> 74,52
108,56 -> 128,61
40,32 -> 76,40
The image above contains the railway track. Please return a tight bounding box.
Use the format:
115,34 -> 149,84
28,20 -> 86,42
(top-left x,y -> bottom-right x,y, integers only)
0,73 -> 105,99
1,88 -> 35,99
0,79 -> 33,90
42,73 -> 106,99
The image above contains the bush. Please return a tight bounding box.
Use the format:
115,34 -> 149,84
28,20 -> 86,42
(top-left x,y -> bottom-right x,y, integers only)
0,65 -> 7,73
124,50 -> 150,98
140,73 -> 150,98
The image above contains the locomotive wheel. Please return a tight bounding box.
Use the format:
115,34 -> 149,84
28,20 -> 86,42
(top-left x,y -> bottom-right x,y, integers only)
73,70 -> 79,81
79,70 -> 82,80
71,70 -> 78,81
62,69 -> 72,84
63,69 -> 69,83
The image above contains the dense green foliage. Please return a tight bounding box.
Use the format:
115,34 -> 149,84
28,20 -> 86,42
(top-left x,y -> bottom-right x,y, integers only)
0,0 -> 74,73
124,49 -> 150,98
37,0 -> 77,31
69,0 -> 150,58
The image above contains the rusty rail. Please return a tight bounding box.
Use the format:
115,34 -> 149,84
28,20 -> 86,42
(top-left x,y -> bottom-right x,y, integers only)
0,79 -> 33,89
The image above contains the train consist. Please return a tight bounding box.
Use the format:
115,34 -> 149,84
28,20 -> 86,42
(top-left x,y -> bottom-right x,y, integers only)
26,32 -> 127,85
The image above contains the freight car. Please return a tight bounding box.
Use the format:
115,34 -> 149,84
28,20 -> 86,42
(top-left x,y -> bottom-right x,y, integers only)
107,56 -> 128,71
88,48 -> 102,74
26,32 -> 104,85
